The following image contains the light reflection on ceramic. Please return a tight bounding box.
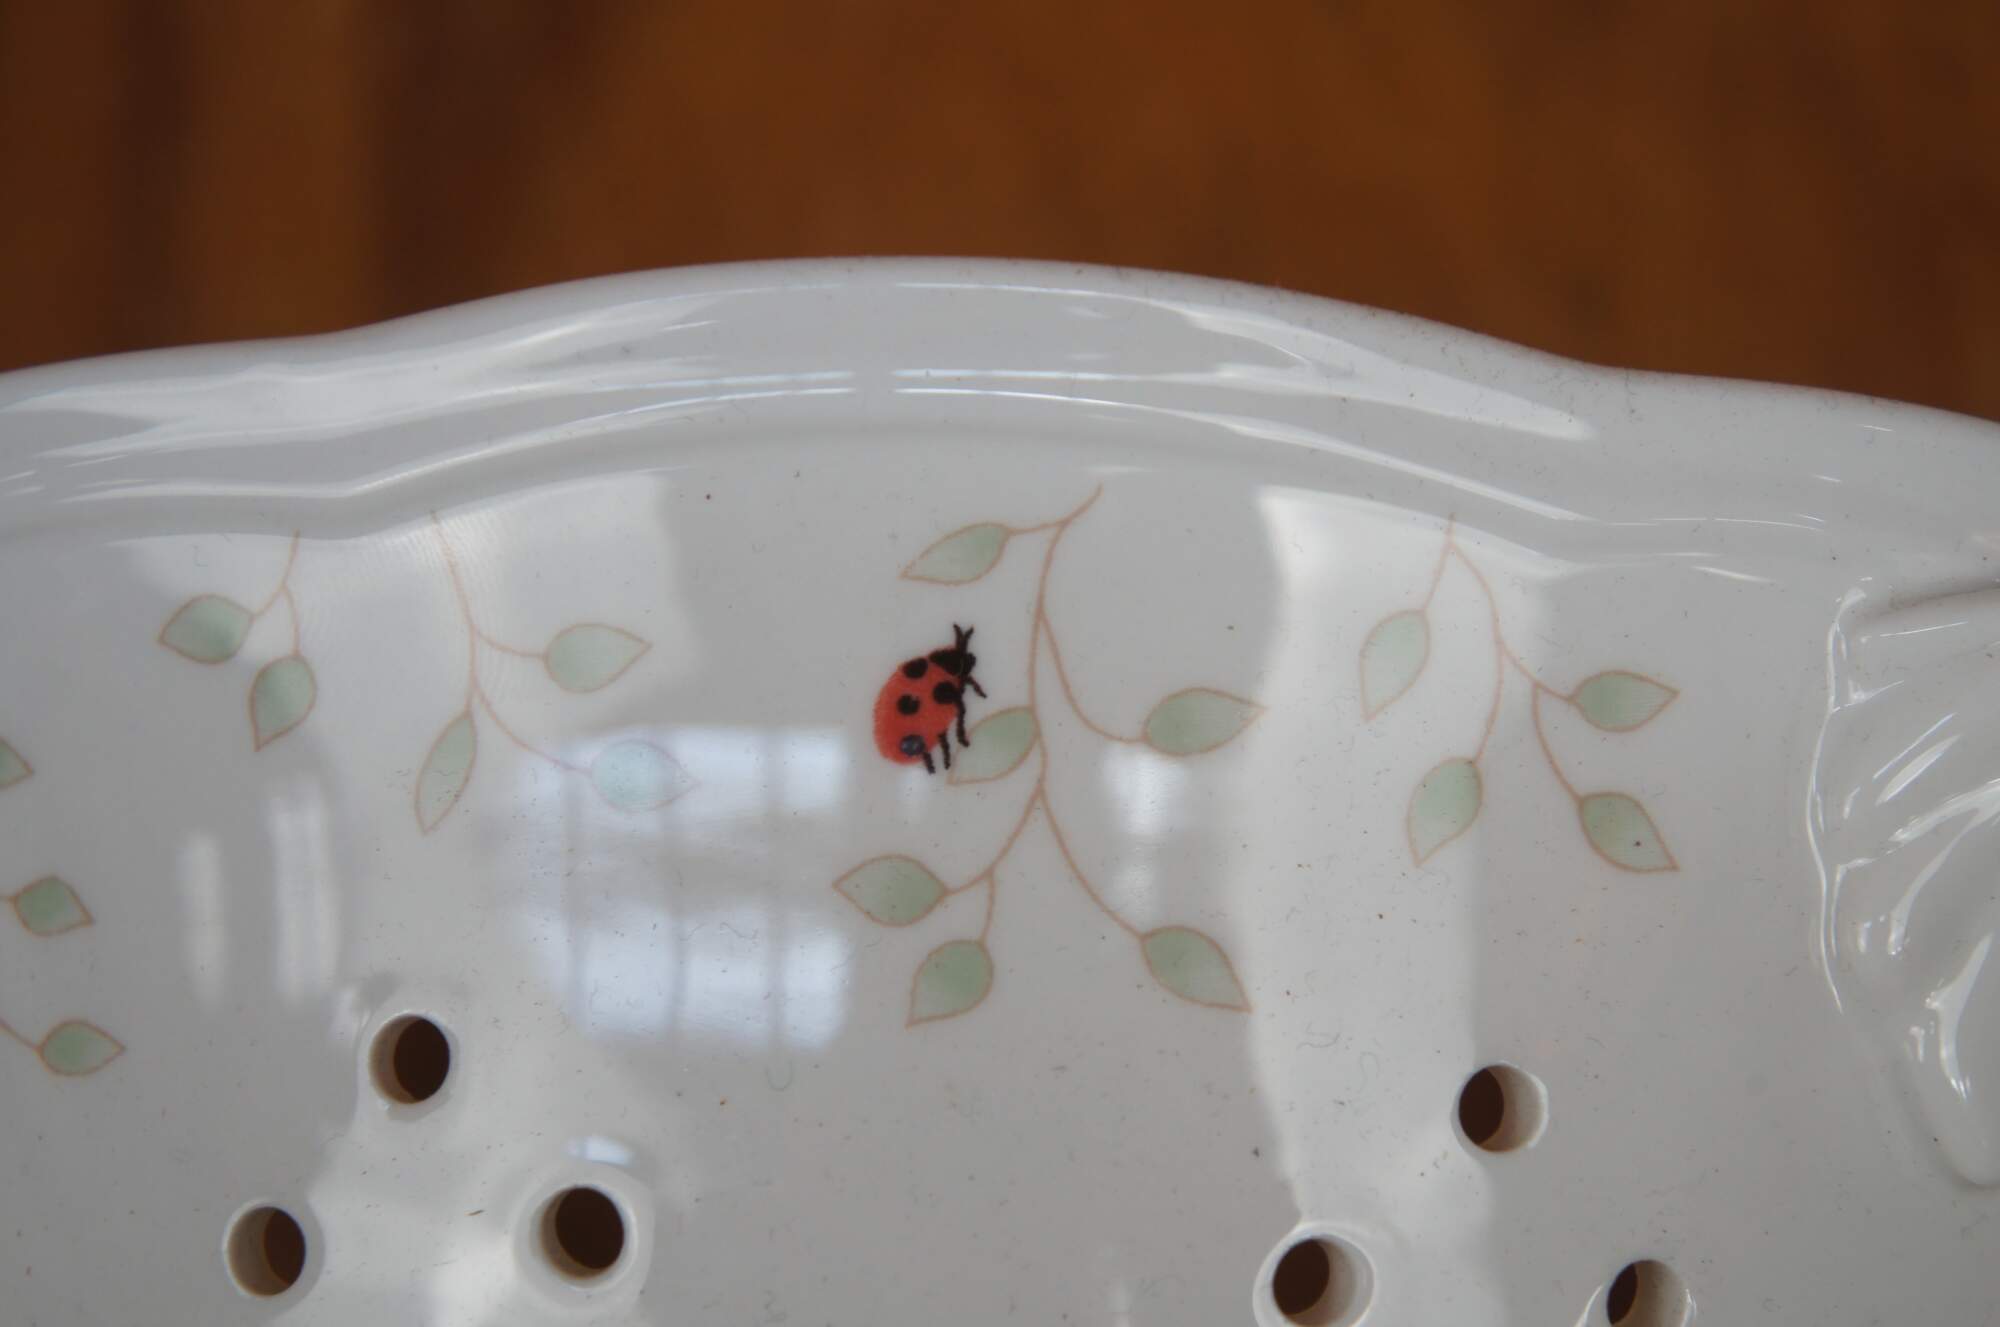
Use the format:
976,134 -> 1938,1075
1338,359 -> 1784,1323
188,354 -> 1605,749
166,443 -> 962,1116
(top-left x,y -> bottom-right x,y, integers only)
0,259 -> 1994,1323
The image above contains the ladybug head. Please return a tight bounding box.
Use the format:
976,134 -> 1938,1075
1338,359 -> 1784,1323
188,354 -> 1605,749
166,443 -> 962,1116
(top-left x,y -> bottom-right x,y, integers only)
928,623 -> 978,681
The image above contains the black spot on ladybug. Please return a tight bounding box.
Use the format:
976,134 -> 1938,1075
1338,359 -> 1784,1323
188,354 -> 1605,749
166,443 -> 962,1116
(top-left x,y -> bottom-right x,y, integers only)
901,658 -> 929,680
896,694 -> 920,715
932,682 -> 960,704
898,734 -> 926,756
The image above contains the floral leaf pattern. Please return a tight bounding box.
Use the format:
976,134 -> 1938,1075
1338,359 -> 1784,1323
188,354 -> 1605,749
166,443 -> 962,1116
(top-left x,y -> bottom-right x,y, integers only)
12,876 -> 92,936
546,624 -> 650,693
0,756 -> 120,1076
947,708 -> 1038,785
838,489 -> 1257,1025
1579,792 -> 1677,872
107,513 -> 686,1073
159,534 -> 310,750
1368,521 -> 1681,873
902,523 -> 1009,584
1141,927 -> 1248,1010
155,523 -> 676,827
1142,688 -> 1262,756
0,737 -> 29,790
1409,757 -> 1481,865
38,1021 -> 123,1076
590,739 -> 691,811
909,940 -> 994,1024
1571,670 -> 1678,732
836,856 -> 948,927
424,515 -> 669,827
250,656 -> 316,749
159,594 -> 253,663
1361,609 -> 1430,719
416,712 -> 477,833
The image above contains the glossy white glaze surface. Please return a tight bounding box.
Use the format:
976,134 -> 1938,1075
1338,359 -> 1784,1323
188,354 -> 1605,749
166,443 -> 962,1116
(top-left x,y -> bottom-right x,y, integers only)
0,260 -> 1994,1324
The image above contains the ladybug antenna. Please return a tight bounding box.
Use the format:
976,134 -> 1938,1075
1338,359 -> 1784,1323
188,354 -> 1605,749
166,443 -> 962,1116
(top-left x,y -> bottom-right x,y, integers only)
955,623 -> 974,648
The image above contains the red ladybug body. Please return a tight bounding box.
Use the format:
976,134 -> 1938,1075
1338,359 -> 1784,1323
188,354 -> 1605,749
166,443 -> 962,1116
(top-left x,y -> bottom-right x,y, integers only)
873,624 -> 985,774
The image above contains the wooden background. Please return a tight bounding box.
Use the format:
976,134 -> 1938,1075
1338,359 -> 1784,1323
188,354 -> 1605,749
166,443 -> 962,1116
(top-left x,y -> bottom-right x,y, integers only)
3,2 -> 1996,419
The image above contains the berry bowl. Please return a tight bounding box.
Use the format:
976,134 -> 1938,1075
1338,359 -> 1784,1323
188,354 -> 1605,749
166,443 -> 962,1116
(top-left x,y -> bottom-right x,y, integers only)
1,260 -> 1994,1324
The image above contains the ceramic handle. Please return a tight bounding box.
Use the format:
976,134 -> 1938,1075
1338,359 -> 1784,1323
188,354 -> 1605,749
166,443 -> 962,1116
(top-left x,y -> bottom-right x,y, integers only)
1815,585 -> 2000,1185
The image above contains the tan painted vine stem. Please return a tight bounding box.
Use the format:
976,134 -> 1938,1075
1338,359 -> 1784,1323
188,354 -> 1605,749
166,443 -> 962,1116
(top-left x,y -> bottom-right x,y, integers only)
836,487 -> 1260,1025
1366,518 -> 1681,872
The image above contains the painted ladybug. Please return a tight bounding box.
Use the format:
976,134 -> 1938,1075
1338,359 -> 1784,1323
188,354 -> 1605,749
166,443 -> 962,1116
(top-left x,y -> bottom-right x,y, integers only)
874,624 -> 986,774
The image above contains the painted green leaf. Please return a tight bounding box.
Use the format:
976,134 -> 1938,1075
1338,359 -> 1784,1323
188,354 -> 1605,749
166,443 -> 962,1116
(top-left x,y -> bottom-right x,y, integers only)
902,523 -> 1009,584
13,876 -> 90,936
908,939 -> 993,1024
1571,670 -> 1678,732
416,712 -> 477,832
834,856 -> 947,926
1361,610 -> 1430,719
40,1020 -> 123,1076
1578,792 -> 1677,872
1141,926 -> 1249,1010
545,624 -> 650,693
250,656 -> 316,749
949,707 -> 1039,784
160,594 -> 253,663
1142,688 -> 1263,757
1409,757 -> 1482,864
590,738 -> 690,811
0,738 -> 29,790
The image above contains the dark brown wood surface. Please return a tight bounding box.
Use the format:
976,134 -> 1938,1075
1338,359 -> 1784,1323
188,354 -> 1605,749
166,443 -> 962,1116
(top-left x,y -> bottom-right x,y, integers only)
3,2 -> 1995,418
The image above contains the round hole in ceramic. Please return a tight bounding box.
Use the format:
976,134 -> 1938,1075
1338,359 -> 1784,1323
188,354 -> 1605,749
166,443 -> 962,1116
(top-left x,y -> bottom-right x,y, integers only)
540,1185 -> 626,1280
1604,1260 -> 1692,1327
1264,1232 -> 1372,1326
370,1014 -> 451,1105
1456,1063 -> 1546,1153
225,1205 -> 308,1297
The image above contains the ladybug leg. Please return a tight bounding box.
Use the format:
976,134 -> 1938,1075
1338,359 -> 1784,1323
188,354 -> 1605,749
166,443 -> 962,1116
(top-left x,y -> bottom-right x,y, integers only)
938,731 -> 952,771
964,675 -> 986,699
955,706 -> 969,748
919,746 -> 936,775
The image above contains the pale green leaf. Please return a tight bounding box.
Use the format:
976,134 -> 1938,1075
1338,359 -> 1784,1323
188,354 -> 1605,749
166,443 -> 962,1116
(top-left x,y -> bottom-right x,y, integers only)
949,707 -> 1038,784
40,1020 -> 123,1076
908,939 -> 993,1024
1578,792 -> 1677,872
902,523 -> 1009,584
1409,757 -> 1481,864
0,738 -> 29,790
160,594 -> 253,663
545,624 -> 650,693
1142,688 -> 1262,757
416,712 -> 477,832
1141,926 -> 1249,1010
834,856 -> 947,926
13,876 -> 90,936
590,738 -> 690,811
1361,610 -> 1430,718
1571,670 -> 1678,732
250,656 -> 316,749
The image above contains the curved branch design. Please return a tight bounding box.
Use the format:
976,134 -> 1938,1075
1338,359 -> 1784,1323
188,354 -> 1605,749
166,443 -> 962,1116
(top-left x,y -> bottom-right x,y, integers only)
157,521 -> 686,831
839,489 -> 1259,1025
0,745 -> 121,1076
1364,520 -> 1680,871
415,515 -> 681,832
